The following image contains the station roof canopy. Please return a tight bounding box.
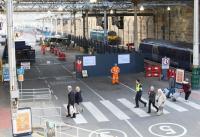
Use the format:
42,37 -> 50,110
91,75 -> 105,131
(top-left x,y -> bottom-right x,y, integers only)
0,0 -> 193,13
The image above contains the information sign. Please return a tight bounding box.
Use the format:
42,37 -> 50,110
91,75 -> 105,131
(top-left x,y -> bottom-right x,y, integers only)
21,62 -> 30,70
18,75 -> 24,82
83,56 -> 96,66
162,57 -> 170,69
118,54 -> 130,64
17,68 -> 24,75
3,64 -> 9,81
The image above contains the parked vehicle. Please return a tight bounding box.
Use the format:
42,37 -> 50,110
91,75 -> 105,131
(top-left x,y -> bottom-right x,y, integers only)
139,39 -> 200,71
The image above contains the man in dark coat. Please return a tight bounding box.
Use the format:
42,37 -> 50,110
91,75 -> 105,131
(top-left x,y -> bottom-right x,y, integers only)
66,85 -> 76,118
147,86 -> 158,113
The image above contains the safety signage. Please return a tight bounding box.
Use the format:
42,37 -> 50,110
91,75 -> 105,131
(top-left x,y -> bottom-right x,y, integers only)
18,75 -> 24,82
162,57 -> 170,69
21,62 -> 30,70
17,68 -> 24,75
3,64 -> 9,81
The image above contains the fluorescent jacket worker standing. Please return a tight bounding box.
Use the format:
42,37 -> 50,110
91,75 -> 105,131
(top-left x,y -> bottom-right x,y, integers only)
111,64 -> 120,84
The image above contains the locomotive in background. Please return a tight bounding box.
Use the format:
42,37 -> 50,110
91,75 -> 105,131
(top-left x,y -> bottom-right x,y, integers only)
90,30 -> 121,45
139,39 -> 200,71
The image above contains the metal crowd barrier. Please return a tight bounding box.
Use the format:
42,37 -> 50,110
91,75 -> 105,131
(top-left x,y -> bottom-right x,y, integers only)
19,88 -> 52,101
39,117 -> 113,137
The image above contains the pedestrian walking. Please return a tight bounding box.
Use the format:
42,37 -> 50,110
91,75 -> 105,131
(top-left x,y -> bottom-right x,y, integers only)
167,77 -> 176,98
147,86 -> 158,113
134,79 -> 147,108
156,89 -> 166,115
66,85 -> 76,118
75,86 -> 83,113
182,78 -> 191,102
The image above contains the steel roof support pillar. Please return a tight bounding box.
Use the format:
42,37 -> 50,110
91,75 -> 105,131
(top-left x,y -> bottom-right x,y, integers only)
73,11 -> 76,36
7,0 -> 19,118
55,15 -> 58,35
193,0 -> 199,67
134,4 -> 138,51
85,10 -> 89,39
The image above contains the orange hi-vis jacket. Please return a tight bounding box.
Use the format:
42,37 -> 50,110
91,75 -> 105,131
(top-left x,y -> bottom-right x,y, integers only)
111,66 -> 120,75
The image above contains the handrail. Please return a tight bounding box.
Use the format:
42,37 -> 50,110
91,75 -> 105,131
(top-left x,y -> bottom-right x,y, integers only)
39,117 -> 113,137
19,88 -> 52,101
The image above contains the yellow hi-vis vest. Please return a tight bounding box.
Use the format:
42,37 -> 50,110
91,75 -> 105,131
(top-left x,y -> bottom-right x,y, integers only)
136,83 -> 142,92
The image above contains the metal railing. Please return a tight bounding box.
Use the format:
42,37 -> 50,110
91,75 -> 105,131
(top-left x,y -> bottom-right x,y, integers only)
19,88 -> 52,101
39,118 -> 113,137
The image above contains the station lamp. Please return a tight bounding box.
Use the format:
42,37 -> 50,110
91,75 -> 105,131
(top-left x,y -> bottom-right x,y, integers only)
167,6 -> 171,11
140,5 -> 144,11
58,7 -> 63,11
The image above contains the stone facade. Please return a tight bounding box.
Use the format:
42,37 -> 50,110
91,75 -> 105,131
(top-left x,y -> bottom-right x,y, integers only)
59,5 -> 198,45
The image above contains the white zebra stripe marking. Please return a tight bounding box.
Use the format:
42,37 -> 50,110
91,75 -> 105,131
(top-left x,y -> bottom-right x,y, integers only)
179,97 -> 200,110
141,98 -> 170,114
100,100 -> 130,120
165,100 -> 188,112
118,98 -> 150,117
82,102 -> 109,122
63,104 -> 87,124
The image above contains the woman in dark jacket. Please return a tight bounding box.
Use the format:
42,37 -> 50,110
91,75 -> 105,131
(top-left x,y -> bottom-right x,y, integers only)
182,79 -> 191,102
75,86 -> 83,113
147,86 -> 158,113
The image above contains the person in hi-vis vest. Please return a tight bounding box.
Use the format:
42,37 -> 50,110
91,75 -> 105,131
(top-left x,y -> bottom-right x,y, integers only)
110,64 -> 120,84
135,79 -> 147,108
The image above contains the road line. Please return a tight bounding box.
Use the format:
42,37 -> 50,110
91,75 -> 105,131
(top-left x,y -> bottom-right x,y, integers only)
118,98 -> 150,117
100,100 -> 130,120
82,102 -> 109,122
35,66 -> 41,73
116,80 -> 170,114
165,100 -> 188,112
79,80 -> 105,100
54,95 -> 58,100
63,104 -> 87,124
125,119 -> 144,137
179,97 -> 200,110
141,97 -> 170,114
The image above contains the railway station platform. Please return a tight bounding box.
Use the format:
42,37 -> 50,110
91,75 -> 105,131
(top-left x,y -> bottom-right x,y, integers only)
0,43 -> 200,137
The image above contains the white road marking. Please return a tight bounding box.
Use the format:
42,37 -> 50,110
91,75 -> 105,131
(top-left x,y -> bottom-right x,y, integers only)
54,95 -> 58,100
125,119 -> 144,137
165,100 -> 188,112
100,100 -> 130,120
79,80 -> 105,100
82,102 -> 109,122
116,80 -> 170,114
141,97 -> 170,114
179,97 -> 200,110
118,98 -> 150,117
63,104 -> 87,124
36,66 -> 41,73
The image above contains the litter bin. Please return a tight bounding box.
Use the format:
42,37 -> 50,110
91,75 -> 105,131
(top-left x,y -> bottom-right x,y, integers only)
191,68 -> 200,89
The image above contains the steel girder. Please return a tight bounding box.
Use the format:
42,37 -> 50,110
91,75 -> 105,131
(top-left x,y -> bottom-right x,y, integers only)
0,0 -> 193,12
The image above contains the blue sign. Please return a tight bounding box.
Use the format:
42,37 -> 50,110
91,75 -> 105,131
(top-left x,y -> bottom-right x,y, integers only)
17,68 -> 24,75
3,66 -> 10,81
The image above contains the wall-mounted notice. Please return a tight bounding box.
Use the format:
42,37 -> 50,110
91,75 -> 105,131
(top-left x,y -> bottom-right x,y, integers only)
118,54 -> 130,64
12,107 -> 32,136
83,56 -> 96,66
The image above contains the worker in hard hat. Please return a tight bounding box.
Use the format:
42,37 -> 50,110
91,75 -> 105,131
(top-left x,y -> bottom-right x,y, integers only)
111,64 -> 120,84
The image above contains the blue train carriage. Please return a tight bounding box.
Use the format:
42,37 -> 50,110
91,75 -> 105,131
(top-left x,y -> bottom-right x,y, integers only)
90,30 -> 121,45
139,39 -> 200,71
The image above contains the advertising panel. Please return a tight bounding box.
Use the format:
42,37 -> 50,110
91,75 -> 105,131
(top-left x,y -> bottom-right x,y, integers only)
12,107 -> 32,136
176,69 -> 185,83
